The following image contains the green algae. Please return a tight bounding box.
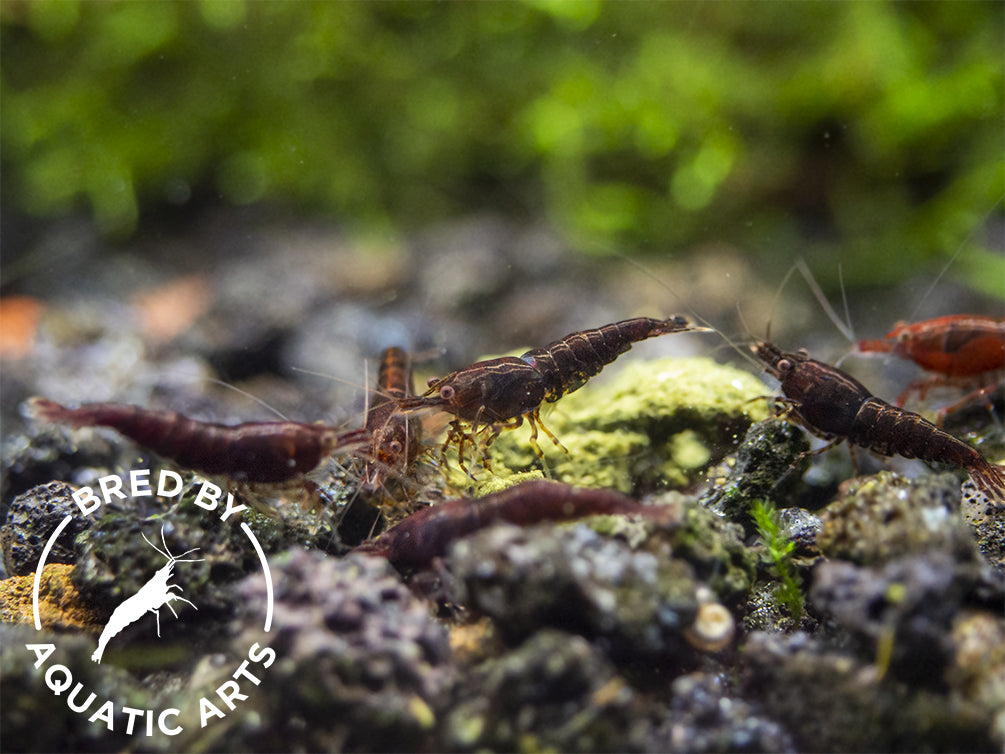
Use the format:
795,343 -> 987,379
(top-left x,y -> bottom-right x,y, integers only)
462,356 -> 769,494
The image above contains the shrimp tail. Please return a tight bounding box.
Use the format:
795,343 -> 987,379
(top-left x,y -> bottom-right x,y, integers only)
965,460 -> 1005,503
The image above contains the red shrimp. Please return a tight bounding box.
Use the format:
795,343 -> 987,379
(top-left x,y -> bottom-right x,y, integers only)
754,342 -> 1005,500
857,315 -> 1005,416
28,397 -> 370,484
397,316 -> 706,473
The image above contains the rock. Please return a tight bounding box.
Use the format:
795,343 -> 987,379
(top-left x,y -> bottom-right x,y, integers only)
0,623 -> 142,752
740,631 -> 997,752
811,551 -> 973,686
649,672 -> 797,753
445,629 -> 651,753
445,521 -> 702,665
702,419 -> 811,532
2,481 -> 92,577
667,501 -> 758,604
0,564 -> 103,632
817,471 -> 975,566
178,549 -> 452,752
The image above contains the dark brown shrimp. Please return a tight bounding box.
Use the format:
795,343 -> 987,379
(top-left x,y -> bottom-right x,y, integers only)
398,316 -> 704,471
753,342 -> 1005,500
28,397 -> 370,484
362,346 -> 423,493
352,478 -> 682,568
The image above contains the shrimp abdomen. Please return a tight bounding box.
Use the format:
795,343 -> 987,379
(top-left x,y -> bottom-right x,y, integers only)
849,398 -> 1004,499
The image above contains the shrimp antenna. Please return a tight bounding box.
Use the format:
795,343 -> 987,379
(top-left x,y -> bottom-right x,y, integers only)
794,258 -> 855,343
729,303 -> 771,369
288,366 -> 383,423
735,302 -> 754,342
134,369 -> 292,422
617,253 -> 717,331
765,263 -> 800,345
910,193 -> 1005,321
616,252 -> 761,370
361,358 -> 372,426
202,378 -> 290,421
839,264 -> 853,341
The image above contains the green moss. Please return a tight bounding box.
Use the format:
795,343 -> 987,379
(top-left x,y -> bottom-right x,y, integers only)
485,357 -> 768,494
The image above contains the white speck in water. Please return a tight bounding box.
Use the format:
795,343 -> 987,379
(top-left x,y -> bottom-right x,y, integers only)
920,506 -> 948,531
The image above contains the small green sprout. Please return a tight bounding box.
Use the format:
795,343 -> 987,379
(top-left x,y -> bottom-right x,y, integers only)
750,498 -> 804,622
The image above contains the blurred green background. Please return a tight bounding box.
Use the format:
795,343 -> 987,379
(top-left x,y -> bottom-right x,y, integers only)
2,0 -> 1002,295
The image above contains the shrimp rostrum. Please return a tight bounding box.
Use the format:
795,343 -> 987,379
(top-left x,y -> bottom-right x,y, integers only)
398,316 -> 707,472
754,341 -> 1005,501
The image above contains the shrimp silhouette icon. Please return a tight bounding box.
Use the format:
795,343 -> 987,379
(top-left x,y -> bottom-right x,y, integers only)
92,528 -> 204,664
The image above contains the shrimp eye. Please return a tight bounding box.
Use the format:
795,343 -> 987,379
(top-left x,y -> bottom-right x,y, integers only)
426,376 -> 439,388
897,331 -> 910,343
439,384 -> 455,401
388,440 -> 402,454
776,358 -> 793,373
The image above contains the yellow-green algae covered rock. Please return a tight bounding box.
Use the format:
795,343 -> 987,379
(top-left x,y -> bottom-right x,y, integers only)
461,357 -> 769,494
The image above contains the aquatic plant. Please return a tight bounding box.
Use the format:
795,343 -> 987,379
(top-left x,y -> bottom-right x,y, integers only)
750,498 -> 804,622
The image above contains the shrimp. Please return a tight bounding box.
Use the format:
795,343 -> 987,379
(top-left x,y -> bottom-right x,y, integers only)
857,315 -> 1005,418
353,478 -> 682,568
754,341 -> 1005,500
28,397 -> 370,484
92,527 -> 204,664
361,346 -> 423,494
397,316 -> 706,474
